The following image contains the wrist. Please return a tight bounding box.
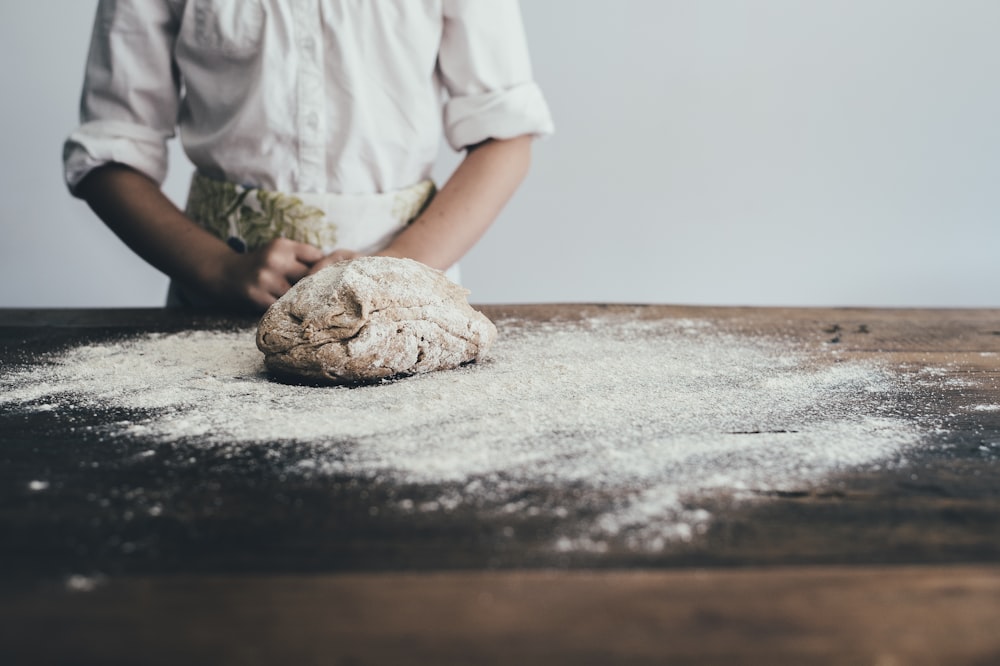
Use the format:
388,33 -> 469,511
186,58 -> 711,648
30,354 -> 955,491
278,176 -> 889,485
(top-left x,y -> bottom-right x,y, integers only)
185,240 -> 237,300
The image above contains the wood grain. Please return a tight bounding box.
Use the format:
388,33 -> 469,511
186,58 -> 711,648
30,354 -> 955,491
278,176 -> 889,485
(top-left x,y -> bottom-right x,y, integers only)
3,307 -> 1000,664
3,566 -> 999,666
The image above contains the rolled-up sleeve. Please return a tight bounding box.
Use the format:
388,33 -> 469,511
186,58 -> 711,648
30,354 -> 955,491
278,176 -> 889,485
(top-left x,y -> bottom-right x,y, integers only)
63,0 -> 181,195
438,0 -> 554,151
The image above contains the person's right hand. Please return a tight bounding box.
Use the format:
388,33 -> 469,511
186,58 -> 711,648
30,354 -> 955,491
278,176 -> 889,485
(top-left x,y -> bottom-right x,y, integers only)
213,238 -> 324,312
75,165 -> 326,314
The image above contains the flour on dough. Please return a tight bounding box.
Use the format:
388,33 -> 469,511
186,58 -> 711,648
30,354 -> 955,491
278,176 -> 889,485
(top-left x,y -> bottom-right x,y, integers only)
256,257 -> 497,384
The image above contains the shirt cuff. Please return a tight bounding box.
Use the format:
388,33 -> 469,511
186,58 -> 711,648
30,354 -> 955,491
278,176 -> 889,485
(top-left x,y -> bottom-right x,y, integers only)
443,81 -> 554,151
63,120 -> 172,196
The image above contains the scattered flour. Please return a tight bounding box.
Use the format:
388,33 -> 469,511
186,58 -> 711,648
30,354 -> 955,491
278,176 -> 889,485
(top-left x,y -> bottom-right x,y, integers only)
1,315 -> 925,550
65,574 -> 105,593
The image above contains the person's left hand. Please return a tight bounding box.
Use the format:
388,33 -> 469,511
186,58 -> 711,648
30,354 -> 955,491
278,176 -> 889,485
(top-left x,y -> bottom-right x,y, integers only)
306,248 -> 362,275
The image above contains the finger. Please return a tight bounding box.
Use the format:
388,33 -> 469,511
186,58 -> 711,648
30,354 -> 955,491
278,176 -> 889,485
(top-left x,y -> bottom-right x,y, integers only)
292,242 -> 325,265
306,252 -> 353,276
272,279 -> 292,298
285,260 -> 312,284
313,256 -> 346,274
328,249 -> 360,262
306,256 -> 336,276
260,272 -> 292,299
247,286 -> 278,312
258,243 -> 319,283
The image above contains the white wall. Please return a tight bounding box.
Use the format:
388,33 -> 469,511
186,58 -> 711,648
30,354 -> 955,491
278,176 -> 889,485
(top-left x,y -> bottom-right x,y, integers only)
2,1 -> 998,308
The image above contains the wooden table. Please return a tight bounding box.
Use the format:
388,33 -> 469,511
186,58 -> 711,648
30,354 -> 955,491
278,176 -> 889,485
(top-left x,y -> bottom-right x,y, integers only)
2,306 -> 999,665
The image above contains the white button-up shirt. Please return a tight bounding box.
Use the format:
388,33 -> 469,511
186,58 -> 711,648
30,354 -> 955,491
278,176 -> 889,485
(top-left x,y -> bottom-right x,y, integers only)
64,0 -> 554,195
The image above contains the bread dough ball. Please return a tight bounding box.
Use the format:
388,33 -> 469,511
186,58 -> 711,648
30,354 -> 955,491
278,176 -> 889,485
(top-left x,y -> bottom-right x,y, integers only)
256,257 -> 497,384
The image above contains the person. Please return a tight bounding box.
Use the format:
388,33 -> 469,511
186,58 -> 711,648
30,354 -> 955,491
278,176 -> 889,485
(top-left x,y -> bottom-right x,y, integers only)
64,0 -> 553,312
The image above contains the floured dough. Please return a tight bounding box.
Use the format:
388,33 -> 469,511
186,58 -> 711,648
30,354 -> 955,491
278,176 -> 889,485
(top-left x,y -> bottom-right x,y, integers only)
256,257 -> 497,384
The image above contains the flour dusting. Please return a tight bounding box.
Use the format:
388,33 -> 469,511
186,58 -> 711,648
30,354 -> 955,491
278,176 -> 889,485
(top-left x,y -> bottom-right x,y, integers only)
1,315 -> 924,550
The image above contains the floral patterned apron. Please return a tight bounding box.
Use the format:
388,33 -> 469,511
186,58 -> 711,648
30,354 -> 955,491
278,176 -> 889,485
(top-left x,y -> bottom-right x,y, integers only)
167,173 -> 451,308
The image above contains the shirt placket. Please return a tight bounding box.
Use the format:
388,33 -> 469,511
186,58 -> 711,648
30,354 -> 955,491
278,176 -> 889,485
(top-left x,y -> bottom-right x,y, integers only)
294,0 -> 326,193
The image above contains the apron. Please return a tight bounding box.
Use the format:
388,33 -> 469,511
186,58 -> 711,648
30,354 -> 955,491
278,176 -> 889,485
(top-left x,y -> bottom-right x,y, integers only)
168,173 -> 459,307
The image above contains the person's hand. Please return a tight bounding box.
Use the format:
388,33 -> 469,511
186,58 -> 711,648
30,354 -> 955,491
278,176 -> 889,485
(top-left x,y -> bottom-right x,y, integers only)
211,238 -> 324,312
306,248 -> 361,276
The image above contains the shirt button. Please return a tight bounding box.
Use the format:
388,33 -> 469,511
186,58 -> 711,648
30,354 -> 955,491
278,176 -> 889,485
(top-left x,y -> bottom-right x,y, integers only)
306,113 -> 319,129
302,37 -> 316,52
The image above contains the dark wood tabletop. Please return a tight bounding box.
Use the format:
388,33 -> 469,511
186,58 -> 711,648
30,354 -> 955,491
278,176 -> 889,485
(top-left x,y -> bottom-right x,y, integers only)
2,306 -> 999,665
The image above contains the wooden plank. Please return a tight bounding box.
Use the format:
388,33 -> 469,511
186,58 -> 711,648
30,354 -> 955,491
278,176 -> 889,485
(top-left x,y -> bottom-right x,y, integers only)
0,308 -> 249,329
3,566 -> 999,666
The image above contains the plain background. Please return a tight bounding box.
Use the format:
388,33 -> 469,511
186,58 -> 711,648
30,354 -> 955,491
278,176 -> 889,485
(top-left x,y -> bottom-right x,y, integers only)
2,0 -> 998,308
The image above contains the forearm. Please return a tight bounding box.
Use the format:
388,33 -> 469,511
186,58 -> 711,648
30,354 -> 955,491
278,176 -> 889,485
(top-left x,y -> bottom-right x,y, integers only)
77,163 -> 325,311
378,135 -> 533,270
76,164 -> 230,291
